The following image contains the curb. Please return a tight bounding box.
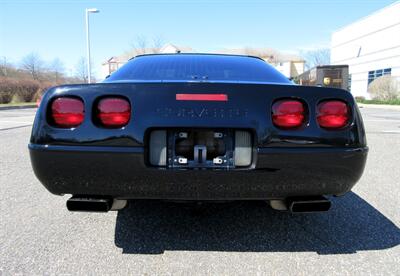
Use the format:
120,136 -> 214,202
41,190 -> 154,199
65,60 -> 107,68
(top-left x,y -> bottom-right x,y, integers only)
0,104 -> 37,111
357,103 -> 400,110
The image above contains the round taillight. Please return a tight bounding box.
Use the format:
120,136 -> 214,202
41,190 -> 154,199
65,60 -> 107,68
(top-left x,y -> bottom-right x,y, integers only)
272,100 -> 305,129
317,100 -> 349,129
97,97 -> 131,128
51,97 -> 84,128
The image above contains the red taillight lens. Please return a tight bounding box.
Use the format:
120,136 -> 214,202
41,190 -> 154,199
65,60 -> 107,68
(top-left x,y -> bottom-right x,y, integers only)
272,100 -> 305,129
317,100 -> 349,129
97,97 -> 131,128
51,97 -> 84,128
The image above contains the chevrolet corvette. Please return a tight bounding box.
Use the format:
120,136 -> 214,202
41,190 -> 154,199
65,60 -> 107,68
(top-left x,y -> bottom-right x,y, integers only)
29,54 -> 368,213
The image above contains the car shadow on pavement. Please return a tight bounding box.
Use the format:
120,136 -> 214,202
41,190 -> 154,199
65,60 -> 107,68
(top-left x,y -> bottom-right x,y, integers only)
114,192 -> 400,255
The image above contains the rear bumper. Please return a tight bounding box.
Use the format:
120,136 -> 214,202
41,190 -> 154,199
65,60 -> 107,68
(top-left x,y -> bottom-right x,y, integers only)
29,144 -> 368,200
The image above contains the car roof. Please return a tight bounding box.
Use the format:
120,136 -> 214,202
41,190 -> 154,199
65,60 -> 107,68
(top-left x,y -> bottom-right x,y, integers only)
131,53 -> 265,61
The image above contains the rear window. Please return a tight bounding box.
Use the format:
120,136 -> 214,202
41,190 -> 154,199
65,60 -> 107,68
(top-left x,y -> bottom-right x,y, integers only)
105,54 -> 291,84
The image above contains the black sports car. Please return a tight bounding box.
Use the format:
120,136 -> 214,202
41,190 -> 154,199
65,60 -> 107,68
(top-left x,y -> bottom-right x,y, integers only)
29,54 -> 368,213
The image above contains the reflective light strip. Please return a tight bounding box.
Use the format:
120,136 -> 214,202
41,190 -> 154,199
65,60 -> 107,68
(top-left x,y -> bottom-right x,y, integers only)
176,94 -> 228,101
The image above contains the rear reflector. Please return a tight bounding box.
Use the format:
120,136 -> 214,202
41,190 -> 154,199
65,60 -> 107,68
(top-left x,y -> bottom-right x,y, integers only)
97,97 -> 131,128
176,94 -> 228,101
272,100 -> 305,129
51,97 -> 84,128
234,131 -> 252,167
149,130 -> 167,166
317,100 -> 349,129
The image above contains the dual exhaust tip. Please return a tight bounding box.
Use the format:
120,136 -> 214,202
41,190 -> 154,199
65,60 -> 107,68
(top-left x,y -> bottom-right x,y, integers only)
270,196 -> 331,213
67,196 -> 126,212
67,195 -> 331,213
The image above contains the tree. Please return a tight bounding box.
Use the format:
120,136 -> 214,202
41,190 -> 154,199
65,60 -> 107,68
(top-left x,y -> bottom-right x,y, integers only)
74,57 -> 88,83
128,35 -> 165,56
21,52 -> 44,80
50,58 -> 65,84
301,48 -> 331,69
0,56 -> 9,76
220,47 -> 284,64
130,35 -> 148,55
151,36 -> 164,53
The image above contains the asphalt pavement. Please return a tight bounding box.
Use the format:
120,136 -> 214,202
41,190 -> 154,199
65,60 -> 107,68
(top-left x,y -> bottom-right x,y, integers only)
0,106 -> 399,275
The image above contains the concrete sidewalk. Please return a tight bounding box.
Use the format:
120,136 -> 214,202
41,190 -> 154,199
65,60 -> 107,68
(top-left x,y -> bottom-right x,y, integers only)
0,104 -> 37,111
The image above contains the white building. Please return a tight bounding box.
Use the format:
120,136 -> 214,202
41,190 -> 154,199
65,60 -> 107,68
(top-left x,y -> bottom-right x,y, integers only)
100,56 -> 127,80
331,1 -> 400,98
272,60 -> 305,79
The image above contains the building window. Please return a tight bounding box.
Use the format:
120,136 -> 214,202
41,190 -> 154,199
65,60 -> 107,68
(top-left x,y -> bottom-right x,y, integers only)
383,68 -> 392,75
348,74 -> 352,91
368,68 -> 391,84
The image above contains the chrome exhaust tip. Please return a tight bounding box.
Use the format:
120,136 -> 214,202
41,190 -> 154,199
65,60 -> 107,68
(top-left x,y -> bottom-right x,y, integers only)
287,196 -> 331,213
66,195 -> 113,212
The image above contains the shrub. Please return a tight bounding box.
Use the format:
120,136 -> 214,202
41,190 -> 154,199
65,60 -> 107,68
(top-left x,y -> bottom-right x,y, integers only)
35,82 -> 53,101
0,91 -> 13,104
0,77 -> 45,103
0,77 -> 16,104
356,98 -> 400,105
15,79 -> 41,102
368,76 -> 400,101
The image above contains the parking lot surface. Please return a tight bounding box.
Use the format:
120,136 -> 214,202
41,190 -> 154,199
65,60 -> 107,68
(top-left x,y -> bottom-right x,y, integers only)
0,106 -> 399,275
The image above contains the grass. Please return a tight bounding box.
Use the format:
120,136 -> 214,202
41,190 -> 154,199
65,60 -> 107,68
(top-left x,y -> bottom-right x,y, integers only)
356,98 -> 400,105
0,102 -> 36,107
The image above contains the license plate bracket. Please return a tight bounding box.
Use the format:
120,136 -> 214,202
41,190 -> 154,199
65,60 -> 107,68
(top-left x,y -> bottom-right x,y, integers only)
167,129 -> 235,169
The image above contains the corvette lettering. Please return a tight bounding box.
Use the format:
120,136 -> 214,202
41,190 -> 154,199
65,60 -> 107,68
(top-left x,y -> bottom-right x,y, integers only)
156,107 -> 249,118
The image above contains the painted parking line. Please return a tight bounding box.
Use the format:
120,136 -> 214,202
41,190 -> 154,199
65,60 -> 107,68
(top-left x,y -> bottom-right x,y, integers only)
0,120 -> 34,124
363,119 -> 400,122
0,125 -> 32,131
0,115 -> 34,130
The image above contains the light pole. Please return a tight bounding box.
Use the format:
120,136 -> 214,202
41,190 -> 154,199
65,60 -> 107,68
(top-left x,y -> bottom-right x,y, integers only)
85,8 -> 99,84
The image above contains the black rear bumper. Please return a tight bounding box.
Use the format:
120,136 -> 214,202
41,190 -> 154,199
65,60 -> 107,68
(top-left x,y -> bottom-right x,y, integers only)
29,144 -> 368,200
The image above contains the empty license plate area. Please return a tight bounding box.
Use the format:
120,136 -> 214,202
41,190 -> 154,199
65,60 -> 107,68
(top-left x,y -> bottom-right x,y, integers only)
148,129 -> 253,169
169,129 -> 234,168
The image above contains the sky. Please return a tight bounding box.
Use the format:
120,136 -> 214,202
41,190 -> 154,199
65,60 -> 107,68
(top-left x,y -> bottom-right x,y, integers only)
0,0 -> 398,78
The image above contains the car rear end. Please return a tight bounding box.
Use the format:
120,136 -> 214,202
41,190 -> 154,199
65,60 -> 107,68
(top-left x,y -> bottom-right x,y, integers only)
29,54 -> 368,212
29,82 -> 367,196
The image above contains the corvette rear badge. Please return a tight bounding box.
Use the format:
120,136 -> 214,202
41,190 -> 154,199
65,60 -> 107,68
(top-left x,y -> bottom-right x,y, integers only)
156,107 -> 248,119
